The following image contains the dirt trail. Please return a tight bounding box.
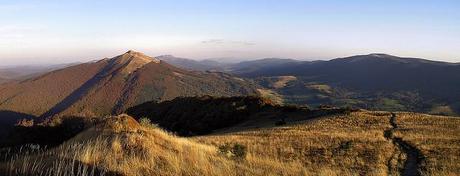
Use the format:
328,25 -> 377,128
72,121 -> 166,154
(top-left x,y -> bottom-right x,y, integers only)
384,113 -> 422,176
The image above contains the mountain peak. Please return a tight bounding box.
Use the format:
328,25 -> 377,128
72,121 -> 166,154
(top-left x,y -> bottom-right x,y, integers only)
119,50 -> 159,63
125,50 -> 136,54
110,50 -> 160,74
368,53 -> 394,58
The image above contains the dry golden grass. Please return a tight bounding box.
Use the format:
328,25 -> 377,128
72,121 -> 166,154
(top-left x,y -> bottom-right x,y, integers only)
2,111 -> 458,176
393,112 -> 460,176
1,115 -> 305,176
195,111 -> 460,176
195,111 -> 397,175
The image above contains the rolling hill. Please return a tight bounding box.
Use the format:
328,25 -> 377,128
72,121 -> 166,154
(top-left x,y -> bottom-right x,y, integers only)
0,50 -> 258,121
226,58 -> 302,75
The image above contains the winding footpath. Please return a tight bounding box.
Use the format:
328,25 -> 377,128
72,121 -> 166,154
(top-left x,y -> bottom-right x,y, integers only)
384,113 -> 423,176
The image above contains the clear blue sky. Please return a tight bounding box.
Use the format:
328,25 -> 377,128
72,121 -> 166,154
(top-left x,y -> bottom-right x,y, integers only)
1,0 -> 459,65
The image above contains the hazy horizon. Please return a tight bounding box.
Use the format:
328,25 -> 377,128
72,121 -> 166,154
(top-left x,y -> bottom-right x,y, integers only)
2,51 -> 460,67
1,0 -> 459,65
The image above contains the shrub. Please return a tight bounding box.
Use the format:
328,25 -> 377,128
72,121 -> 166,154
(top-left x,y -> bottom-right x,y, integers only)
231,143 -> 247,159
218,143 -> 232,157
139,118 -> 158,129
218,143 -> 247,159
339,141 -> 353,151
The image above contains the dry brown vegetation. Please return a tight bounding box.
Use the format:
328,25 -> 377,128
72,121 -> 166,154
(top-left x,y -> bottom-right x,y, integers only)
0,115 -> 305,176
1,111 -> 458,176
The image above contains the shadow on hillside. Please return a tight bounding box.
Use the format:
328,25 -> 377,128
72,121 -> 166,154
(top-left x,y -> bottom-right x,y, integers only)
0,110 -> 35,124
0,111 -> 36,145
1,115 -> 95,148
39,59 -> 123,118
126,96 -> 358,136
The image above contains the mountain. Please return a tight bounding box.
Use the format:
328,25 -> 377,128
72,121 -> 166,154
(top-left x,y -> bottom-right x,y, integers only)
226,58 -> 302,75
0,50 -> 258,120
246,54 -> 460,91
157,55 -> 226,71
233,54 -> 460,114
158,56 -> 302,74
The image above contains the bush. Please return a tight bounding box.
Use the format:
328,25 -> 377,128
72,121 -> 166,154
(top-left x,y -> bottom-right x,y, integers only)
218,143 -> 247,159
218,143 -> 232,157
338,141 -> 353,151
231,143 -> 247,159
139,118 -> 158,129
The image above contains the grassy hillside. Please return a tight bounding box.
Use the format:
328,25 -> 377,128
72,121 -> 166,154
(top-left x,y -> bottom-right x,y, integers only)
1,109 -> 458,175
0,115 -> 306,176
195,111 -> 460,175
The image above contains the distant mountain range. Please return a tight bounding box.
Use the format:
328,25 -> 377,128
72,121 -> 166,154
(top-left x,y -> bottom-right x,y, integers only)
157,55 -> 301,73
156,55 -> 227,71
0,63 -> 79,82
159,54 -> 460,115
0,51 -> 257,121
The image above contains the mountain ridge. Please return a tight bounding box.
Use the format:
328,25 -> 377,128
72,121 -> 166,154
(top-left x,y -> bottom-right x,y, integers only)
0,51 -> 258,120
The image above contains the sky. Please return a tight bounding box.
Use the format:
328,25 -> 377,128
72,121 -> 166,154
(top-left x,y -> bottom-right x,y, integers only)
0,0 -> 459,65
